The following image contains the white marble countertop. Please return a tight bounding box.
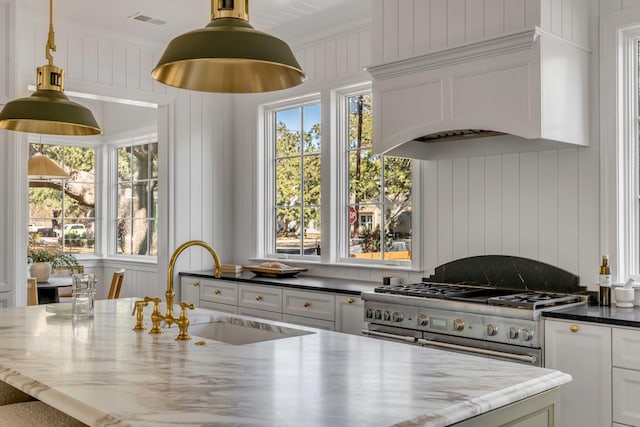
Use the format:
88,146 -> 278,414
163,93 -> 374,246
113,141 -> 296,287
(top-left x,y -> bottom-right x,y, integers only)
0,298 -> 570,427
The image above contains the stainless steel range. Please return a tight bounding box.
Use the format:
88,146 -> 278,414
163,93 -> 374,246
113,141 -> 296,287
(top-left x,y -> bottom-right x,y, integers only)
361,256 -> 589,366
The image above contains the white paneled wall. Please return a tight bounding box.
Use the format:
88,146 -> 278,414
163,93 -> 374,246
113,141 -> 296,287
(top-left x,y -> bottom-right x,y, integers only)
423,149 -> 581,277
371,0 -> 590,65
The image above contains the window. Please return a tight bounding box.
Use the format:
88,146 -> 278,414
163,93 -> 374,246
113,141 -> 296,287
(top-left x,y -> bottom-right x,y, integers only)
263,86 -> 414,267
116,141 -> 158,256
28,143 -> 96,254
345,92 -> 412,262
271,101 -> 322,256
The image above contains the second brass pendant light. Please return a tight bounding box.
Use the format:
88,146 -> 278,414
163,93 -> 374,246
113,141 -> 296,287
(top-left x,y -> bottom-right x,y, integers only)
152,0 -> 306,93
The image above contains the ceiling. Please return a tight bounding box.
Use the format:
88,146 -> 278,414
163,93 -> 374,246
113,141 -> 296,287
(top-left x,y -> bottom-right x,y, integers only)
22,0 -> 372,47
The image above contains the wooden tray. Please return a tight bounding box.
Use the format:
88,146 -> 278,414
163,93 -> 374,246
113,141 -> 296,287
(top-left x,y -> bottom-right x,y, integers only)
243,266 -> 307,278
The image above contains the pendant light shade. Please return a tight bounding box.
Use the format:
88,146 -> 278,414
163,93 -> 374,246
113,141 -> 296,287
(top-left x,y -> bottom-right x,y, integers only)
152,0 -> 306,93
0,0 -> 101,136
28,154 -> 69,179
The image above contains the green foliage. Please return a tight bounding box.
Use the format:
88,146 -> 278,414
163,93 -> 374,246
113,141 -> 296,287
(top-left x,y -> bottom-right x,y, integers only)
27,246 -> 82,272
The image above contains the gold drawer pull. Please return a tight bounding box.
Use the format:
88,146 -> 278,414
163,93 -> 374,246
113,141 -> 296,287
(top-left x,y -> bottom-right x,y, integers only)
193,281 -> 200,287
214,289 -> 221,295
570,324 -> 579,333
303,302 -> 311,308
256,295 -> 263,301
347,298 -> 354,304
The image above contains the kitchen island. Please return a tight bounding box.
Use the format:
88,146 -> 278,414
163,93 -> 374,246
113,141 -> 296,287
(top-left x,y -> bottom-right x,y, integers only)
0,298 -> 570,426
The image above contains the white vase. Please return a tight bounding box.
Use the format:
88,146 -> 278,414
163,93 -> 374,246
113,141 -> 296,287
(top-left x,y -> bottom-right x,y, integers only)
30,262 -> 51,283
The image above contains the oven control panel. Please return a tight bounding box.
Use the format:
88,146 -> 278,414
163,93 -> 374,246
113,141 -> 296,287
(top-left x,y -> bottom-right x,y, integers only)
364,302 -> 540,348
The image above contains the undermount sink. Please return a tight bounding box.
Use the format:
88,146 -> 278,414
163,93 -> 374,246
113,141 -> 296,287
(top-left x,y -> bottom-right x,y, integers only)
188,318 -> 314,345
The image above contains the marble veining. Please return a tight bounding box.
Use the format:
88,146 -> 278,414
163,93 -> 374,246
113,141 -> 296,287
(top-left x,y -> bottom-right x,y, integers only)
0,299 -> 570,427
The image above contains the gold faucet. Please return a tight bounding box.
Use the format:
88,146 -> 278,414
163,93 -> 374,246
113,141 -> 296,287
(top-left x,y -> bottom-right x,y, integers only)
163,240 -> 221,328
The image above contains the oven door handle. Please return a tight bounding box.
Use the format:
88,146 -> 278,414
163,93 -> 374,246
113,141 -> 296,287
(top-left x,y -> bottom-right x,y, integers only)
415,338 -> 537,364
362,329 -> 418,343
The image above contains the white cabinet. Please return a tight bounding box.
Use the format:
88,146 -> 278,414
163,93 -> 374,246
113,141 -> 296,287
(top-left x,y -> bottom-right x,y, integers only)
200,280 -> 238,307
180,276 -> 202,306
0,292 -> 12,308
544,319 -> 611,427
613,328 -> 640,426
238,284 -> 282,313
237,306 -> 282,322
200,300 -> 237,314
283,314 -> 334,330
335,295 -> 364,335
282,289 -> 335,330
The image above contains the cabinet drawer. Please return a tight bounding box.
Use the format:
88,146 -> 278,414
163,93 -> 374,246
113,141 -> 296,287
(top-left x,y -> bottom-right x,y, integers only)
237,306 -> 283,322
238,284 -> 282,313
283,289 -> 335,321
335,294 -> 365,335
200,300 -> 237,314
200,280 -> 238,305
613,328 -> 640,370
180,277 -> 202,306
283,314 -> 335,330
613,367 -> 640,426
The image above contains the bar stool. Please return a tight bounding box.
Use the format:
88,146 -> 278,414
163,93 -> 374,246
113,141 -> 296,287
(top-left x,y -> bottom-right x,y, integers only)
0,401 -> 88,426
0,381 -> 35,406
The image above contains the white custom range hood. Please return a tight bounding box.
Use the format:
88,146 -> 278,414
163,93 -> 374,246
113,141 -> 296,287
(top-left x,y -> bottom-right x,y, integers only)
367,28 -> 590,160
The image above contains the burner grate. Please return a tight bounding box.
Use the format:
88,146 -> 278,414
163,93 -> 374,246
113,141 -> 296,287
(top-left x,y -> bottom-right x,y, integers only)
487,293 -> 583,309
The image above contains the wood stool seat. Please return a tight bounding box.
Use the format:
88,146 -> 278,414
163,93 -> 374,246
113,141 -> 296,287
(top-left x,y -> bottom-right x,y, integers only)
0,401 -> 87,426
0,381 -> 35,406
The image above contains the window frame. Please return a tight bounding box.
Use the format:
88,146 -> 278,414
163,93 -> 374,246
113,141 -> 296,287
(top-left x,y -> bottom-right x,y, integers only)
27,138 -> 99,258
601,10 -> 640,281
109,135 -> 159,260
260,84 -> 420,270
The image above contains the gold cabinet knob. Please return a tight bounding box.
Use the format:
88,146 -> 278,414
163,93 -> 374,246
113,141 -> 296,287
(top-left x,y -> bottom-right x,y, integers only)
193,281 -> 200,287
303,301 -> 311,308
214,289 -> 221,295
570,324 -> 579,333
256,295 -> 262,301
347,298 -> 354,304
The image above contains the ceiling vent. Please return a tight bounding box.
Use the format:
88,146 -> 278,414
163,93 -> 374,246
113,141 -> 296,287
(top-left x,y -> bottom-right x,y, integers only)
129,13 -> 167,26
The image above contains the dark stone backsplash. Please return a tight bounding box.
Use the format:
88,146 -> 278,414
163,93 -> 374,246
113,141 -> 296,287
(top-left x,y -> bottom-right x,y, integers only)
424,255 -> 582,293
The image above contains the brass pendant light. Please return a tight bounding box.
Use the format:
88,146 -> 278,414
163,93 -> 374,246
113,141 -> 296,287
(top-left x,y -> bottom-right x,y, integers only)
0,0 -> 101,136
152,0 -> 306,93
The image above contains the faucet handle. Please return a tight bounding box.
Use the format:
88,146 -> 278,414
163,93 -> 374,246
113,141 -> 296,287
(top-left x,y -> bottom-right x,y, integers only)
147,297 -> 164,335
175,302 -> 195,341
132,299 -> 149,331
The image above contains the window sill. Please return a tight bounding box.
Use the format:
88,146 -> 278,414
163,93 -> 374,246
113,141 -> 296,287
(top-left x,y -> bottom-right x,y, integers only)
249,257 -> 422,273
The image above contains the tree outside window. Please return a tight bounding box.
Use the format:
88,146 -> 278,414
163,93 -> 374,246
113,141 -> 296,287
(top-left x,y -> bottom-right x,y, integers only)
28,143 -> 96,254
347,93 -> 412,261
273,103 -> 321,256
116,142 -> 158,256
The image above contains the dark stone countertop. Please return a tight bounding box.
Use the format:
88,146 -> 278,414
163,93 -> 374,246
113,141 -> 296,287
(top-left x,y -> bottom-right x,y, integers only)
542,304 -> 640,328
178,270 -> 378,296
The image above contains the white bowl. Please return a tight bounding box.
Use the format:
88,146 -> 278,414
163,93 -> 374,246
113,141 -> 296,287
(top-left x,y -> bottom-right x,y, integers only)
614,288 -> 635,308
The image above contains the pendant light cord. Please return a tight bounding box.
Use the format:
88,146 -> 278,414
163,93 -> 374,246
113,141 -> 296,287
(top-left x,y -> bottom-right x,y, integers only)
46,0 -> 56,66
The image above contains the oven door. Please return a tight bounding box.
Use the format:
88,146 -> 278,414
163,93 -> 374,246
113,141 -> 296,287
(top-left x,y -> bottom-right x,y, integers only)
363,324 -> 542,366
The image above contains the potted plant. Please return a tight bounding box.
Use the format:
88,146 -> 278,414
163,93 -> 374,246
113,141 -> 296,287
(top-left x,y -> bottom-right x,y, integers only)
27,246 -> 81,283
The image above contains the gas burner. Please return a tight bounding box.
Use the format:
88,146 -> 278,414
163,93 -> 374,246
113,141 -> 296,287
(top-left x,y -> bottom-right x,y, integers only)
487,292 -> 584,309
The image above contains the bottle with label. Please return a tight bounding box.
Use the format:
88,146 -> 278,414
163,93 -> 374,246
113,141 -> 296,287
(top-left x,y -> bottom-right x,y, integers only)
599,255 -> 612,286
599,255 -> 612,306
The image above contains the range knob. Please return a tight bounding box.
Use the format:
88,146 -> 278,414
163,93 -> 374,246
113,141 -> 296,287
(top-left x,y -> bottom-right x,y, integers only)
486,324 -> 498,336
374,310 -> 382,320
365,308 -> 374,319
520,329 -> 534,341
383,311 -> 391,321
508,327 -> 519,340
417,314 -> 429,326
453,319 -> 465,331
392,312 -> 404,322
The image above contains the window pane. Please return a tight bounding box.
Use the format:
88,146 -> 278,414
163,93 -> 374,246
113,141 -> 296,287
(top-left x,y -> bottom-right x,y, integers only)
385,204 -> 412,261
349,204 -> 382,259
275,158 -> 301,206
118,147 -> 132,182
384,157 -> 412,203
276,108 -> 301,157
276,207 -> 301,255
350,150 -> 380,204
303,154 -> 321,205
61,220 -> 93,253
64,146 -> 94,173
132,145 -> 149,180
116,219 -> 132,255
150,144 -> 159,179
149,220 -> 158,256
303,103 -> 321,154
132,182 -> 150,218
303,207 -> 321,255
131,219 -> 150,255
348,94 -> 372,150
